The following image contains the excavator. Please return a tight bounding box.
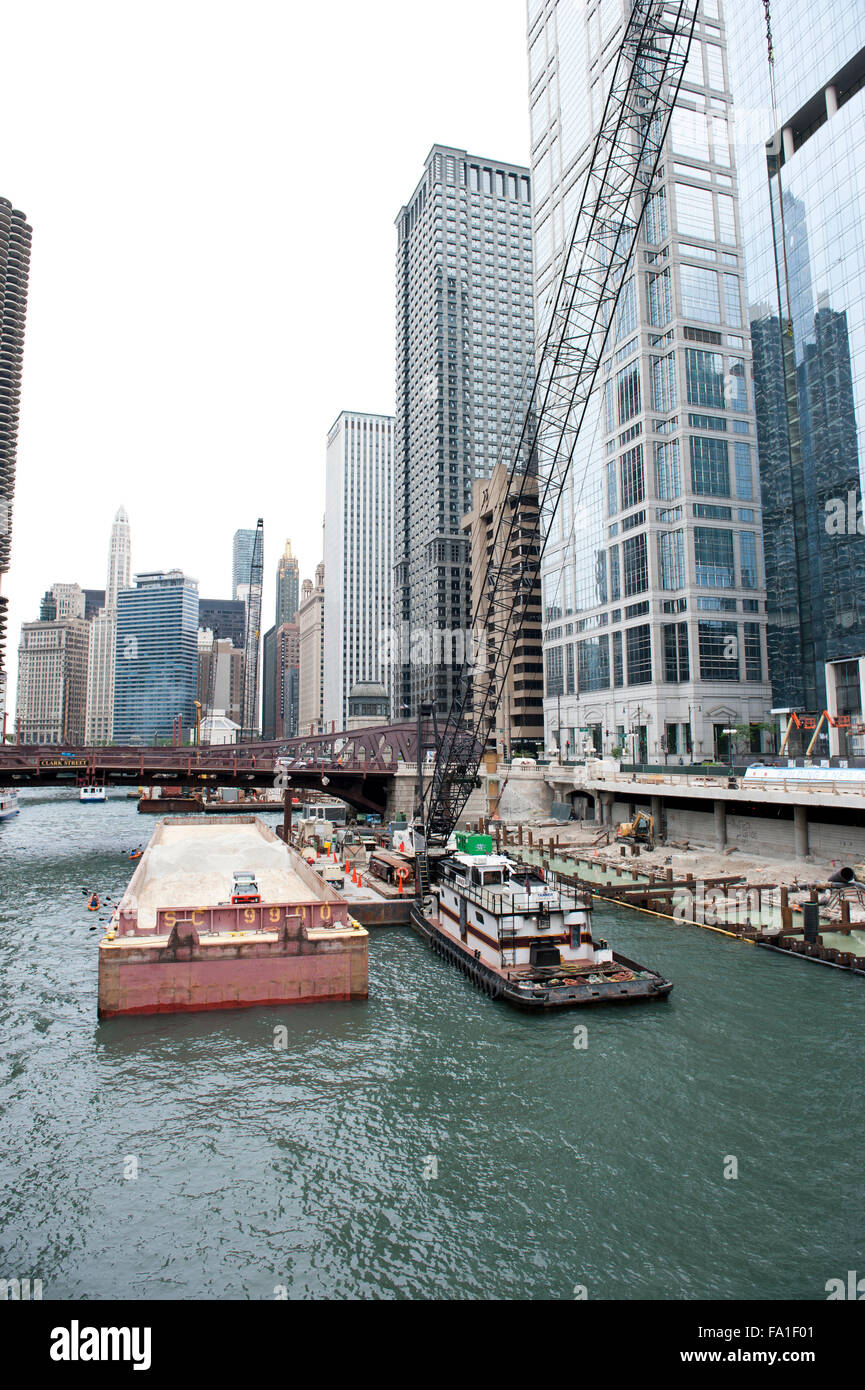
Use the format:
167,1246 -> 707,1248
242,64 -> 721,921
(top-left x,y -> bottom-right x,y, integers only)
615,813 -> 655,852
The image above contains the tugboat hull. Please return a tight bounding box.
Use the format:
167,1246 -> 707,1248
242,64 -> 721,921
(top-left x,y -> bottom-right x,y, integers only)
410,904 -> 672,1010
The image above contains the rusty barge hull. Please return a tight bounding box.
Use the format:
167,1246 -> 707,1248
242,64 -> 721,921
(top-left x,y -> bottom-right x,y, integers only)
97,817 -> 368,1018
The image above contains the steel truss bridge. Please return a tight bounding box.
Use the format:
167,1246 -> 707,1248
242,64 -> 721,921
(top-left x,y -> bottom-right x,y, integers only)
0,720 -> 429,817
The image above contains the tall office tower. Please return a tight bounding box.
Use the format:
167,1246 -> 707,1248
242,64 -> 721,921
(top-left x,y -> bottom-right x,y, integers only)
394,144 -> 536,718
463,461 -> 544,756
232,528 -> 257,601
298,564 -> 325,734
86,507 -> 131,743
0,198 -> 31,732
275,539 -> 300,627
527,0 -> 772,764
15,611 -> 89,744
726,2 -> 865,754
198,597 -> 245,650
261,625 -> 278,739
114,570 -> 199,744
324,411 -> 394,729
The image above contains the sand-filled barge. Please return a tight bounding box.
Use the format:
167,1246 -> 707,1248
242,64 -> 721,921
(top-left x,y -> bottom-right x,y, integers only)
97,816 -> 368,1018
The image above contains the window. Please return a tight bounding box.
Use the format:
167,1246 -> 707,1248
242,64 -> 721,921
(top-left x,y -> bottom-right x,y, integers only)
723,273 -> 741,326
699,621 -> 739,680
659,530 -> 685,589
717,193 -> 736,244
734,442 -> 754,499
617,361 -> 641,424
663,622 -> 690,682
647,268 -> 672,326
686,348 -> 725,408
675,183 -> 714,239
694,527 -> 735,587
612,630 -> 624,686
671,107 -> 710,161
578,635 -> 610,692
739,532 -> 758,589
626,624 -> 652,685
726,358 -> 747,412
606,459 -> 618,514
655,439 -> 681,499
744,623 -> 763,681
545,645 -> 564,697
680,264 -> 720,323
690,435 -> 730,496
604,379 -> 615,434
651,352 -> 677,412
644,188 -> 668,244
620,444 -> 645,510
622,532 -> 649,597
615,277 -> 637,339
609,545 -> 621,601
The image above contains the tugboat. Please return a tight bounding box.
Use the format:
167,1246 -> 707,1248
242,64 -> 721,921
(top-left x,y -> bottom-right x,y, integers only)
79,783 -> 107,803
0,788 -> 20,821
411,832 -> 672,1009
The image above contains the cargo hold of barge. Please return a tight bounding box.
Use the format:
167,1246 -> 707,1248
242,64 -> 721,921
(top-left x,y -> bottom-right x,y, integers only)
97,816 -> 368,1018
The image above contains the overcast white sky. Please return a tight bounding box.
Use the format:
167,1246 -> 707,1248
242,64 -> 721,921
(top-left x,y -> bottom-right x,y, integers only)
3,0 -> 530,712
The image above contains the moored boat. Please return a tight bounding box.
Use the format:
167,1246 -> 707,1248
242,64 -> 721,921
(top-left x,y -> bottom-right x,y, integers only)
411,832 -> 672,1009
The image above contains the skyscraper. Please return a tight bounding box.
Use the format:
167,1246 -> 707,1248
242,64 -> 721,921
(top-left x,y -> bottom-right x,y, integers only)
86,507 -> 131,744
0,198 -> 31,733
324,411 -> 394,729
394,144 -> 536,717
232,528 -> 256,601
114,571 -> 199,744
298,564 -> 325,735
16,613 -> 89,744
275,539 -> 299,627
727,1 -> 865,751
527,0 -> 771,763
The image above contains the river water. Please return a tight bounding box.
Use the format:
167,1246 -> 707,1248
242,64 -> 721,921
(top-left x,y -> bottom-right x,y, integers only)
0,789 -> 862,1300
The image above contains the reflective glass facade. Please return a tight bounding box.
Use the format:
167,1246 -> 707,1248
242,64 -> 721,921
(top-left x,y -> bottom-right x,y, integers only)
528,0 -> 771,760
114,571 -> 199,744
727,1 -> 865,714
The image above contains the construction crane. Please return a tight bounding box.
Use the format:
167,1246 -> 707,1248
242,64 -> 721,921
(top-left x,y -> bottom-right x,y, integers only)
418,0 -> 700,878
240,518 -> 264,740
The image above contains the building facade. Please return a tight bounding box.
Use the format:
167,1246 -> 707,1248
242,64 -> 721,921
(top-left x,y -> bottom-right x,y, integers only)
85,506 -> 131,744
275,539 -> 300,628
0,197 -> 31,732
199,597 -> 245,651
232,528 -> 257,601
527,0 -> 772,762
463,461 -> 545,755
15,616 -> 89,744
298,563 -> 325,735
114,571 -> 199,744
394,144 -> 536,717
324,411 -> 394,729
727,0 -> 865,751
197,631 -> 243,728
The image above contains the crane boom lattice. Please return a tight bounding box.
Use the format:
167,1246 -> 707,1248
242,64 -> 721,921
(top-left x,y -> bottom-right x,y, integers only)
423,0 -> 699,844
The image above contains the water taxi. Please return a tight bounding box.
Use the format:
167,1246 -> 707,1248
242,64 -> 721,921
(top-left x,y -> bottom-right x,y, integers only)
411,833 -> 672,1009
0,788 -> 20,821
80,784 -> 107,803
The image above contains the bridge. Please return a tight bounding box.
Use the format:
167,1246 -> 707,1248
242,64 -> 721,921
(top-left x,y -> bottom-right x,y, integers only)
0,721 -> 431,818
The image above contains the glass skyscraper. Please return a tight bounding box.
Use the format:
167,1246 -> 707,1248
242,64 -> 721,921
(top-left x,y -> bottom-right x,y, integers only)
393,144 -> 536,717
527,0 -> 771,762
727,1 -> 865,750
0,198 -> 31,731
114,571 -> 199,744
232,528 -> 257,601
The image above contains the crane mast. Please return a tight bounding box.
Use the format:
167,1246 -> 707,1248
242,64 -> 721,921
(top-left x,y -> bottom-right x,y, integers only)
422,0 -> 699,848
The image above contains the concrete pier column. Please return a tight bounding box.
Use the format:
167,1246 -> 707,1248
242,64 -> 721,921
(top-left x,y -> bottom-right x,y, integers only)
651,796 -> 663,844
713,799 -> 727,851
794,803 -> 809,859
602,792 -> 614,826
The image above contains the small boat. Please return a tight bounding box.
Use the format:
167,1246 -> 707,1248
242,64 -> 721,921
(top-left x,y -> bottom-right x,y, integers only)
128,848 -> 143,861
0,789 -> 20,821
80,784 -> 107,803
411,832 -> 673,1010
87,893 -> 100,912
